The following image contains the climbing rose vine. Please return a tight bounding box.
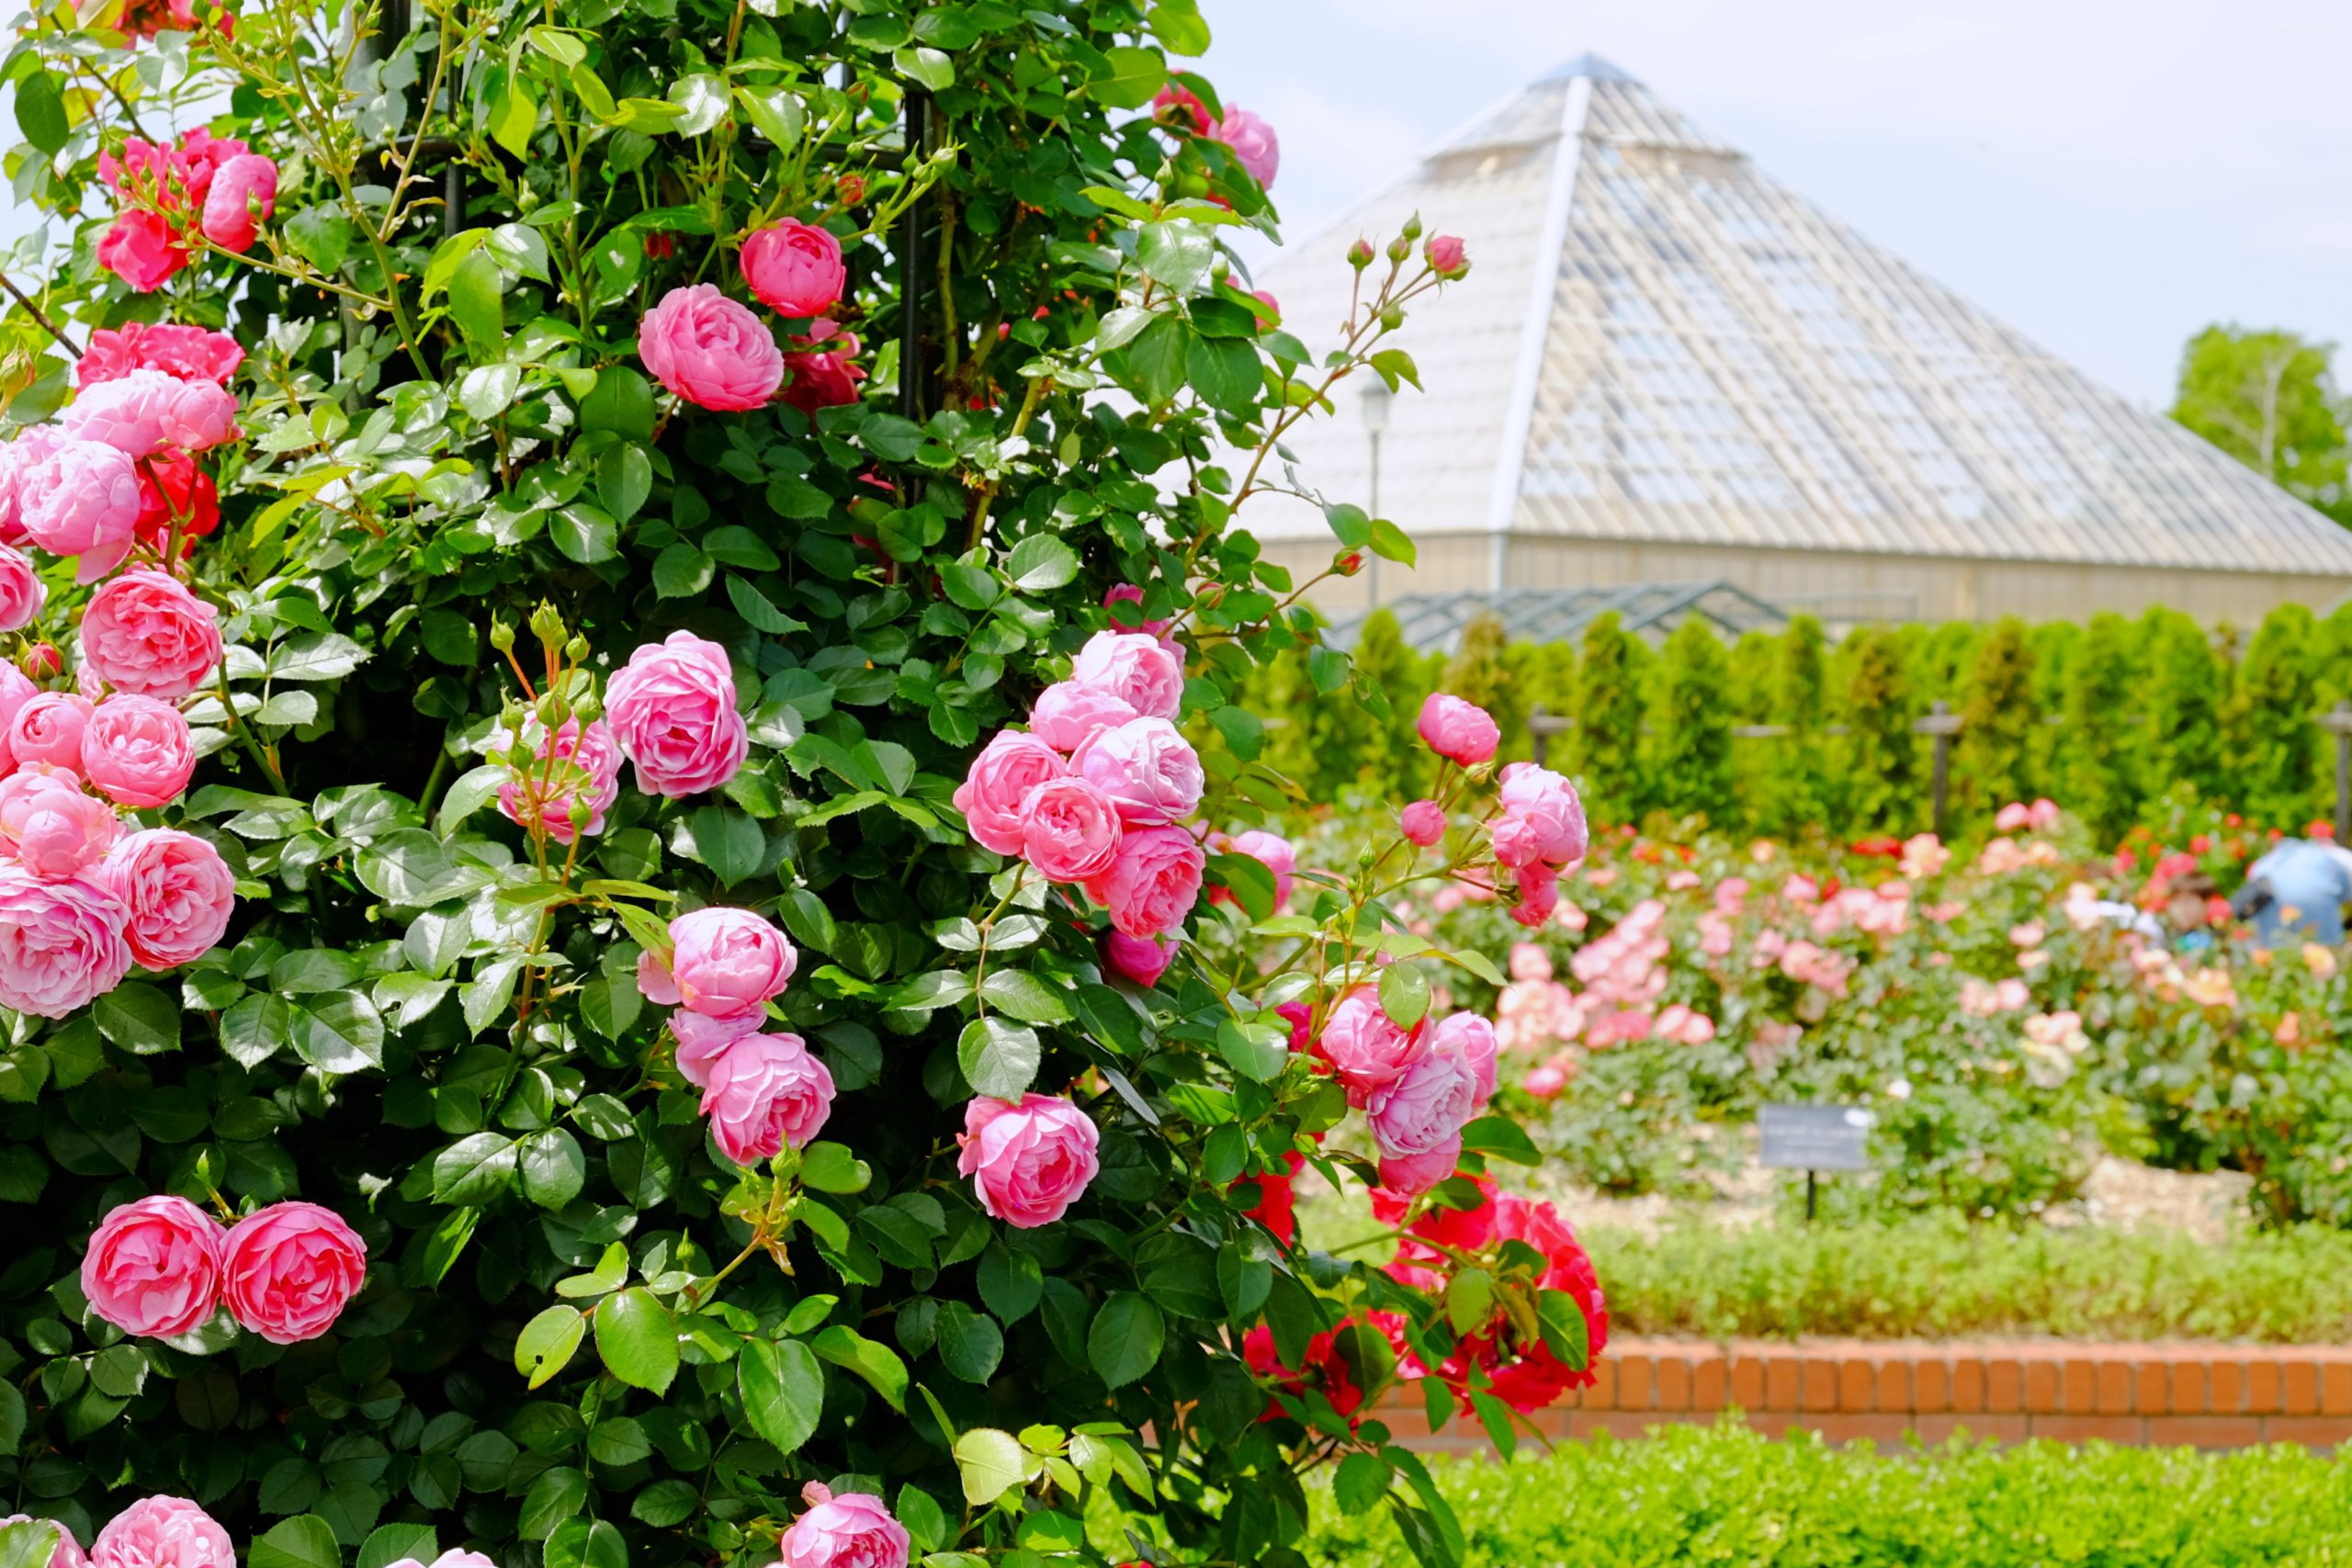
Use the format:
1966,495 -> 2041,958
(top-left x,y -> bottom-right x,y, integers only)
0,6 -> 1597,1568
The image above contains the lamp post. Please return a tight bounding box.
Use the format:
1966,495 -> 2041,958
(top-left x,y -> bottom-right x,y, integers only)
1362,381 -> 1392,609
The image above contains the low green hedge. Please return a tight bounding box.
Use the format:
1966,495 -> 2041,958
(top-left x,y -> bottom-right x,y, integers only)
1593,1214 -> 2352,1343
1307,1424 -> 2352,1566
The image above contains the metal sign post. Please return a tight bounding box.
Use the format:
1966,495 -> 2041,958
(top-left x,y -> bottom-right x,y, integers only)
1757,1103 -> 1872,1222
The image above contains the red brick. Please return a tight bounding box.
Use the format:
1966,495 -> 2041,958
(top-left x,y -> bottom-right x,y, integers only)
1654,1353 -> 1692,1411
2024,1359 -> 2062,1414
1839,1356 -> 1875,1411
2282,1358 -> 2319,1416
2173,1358 -> 2211,1415
1951,1356 -> 1988,1412
2132,1359 -> 2170,1415
2062,1355 -> 2097,1412
2211,1358 -> 2246,1413
1584,1355 -> 1620,1410
2264,1416 -> 2352,1449
1730,1354 -> 1766,1412
1764,1349 -> 1802,1412
2323,1361 -> 2352,1417
1802,1359 -> 1840,1413
2030,1414 -> 2144,1444
1616,1351 -> 1657,1412
1691,1355 -> 1728,1412
1874,1358 -> 1913,1414
1987,1358 -> 2024,1412
2096,1360 -> 2133,1416
1913,1357 -> 1951,1414
2151,1415 -> 2265,1450
2247,1359 -> 2283,1415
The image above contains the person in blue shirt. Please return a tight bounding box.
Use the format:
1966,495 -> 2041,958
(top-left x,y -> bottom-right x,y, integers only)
2233,839 -> 2352,945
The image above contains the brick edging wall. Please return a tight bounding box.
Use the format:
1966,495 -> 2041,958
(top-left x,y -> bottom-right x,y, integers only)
1381,1337 -> 2352,1452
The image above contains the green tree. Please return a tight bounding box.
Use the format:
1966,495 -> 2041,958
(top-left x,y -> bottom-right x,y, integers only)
1348,607 -> 1430,799
1443,612 -> 1525,760
1571,612 -> 1652,828
1651,617 -> 1735,826
2225,603 -> 2324,826
1841,626 -> 1921,832
1755,615 -> 1832,840
1510,637 -> 1577,763
2171,326 -> 2352,524
1957,617 -> 2038,824
2026,620 -> 2082,799
2064,612 -> 2143,843
2141,606 -> 2227,804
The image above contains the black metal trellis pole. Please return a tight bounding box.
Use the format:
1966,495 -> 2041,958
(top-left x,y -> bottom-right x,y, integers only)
897,88 -> 932,423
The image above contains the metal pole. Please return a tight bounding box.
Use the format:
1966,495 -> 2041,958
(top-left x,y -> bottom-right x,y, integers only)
1805,1169 -> 1817,1224
2336,702 -> 2351,845
897,90 -> 931,423
1529,705 -> 1548,769
1929,698 -> 1951,840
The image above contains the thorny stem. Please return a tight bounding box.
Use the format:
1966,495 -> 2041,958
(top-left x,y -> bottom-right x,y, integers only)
0,272 -> 80,357
966,375 -> 1046,549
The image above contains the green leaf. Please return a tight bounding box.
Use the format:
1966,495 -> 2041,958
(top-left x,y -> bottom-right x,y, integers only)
1379,963 -> 1430,1031
1216,1017 -> 1289,1082
14,72 -> 67,155
1114,316 -> 1191,404
687,804 -> 764,886
957,1017 -> 1039,1100
549,502 -> 617,563
933,1302 -> 1003,1384
1208,705 -> 1264,760
1088,44 -> 1168,108
1086,1292 -> 1163,1389
651,543 -> 713,600
734,85 -> 805,149
594,446 -> 652,524
1186,333 -> 1261,414
978,969 -> 1069,1024
356,1526 -> 435,1568
727,574 -> 807,635
514,1305 -> 586,1390
1537,1288 -> 1592,1371
952,1427 -> 1033,1507
977,1242 -> 1043,1324
432,1134 -> 517,1204
800,1141 -> 872,1194
1136,220 -> 1215,297
738,1337 -> 824,1454
250,1517 -> 340,1568
894,45 -> 955,90
285,207 -> 353,274
1004,535 -> 1079,592
667,72 -> 729,136
94,982 -> 180,1054
810,1325 -> 907,1411
581,367 -> 657,441
594,1288 -> 679,1393
1332,1451 -> 1390,1515
519,1129 -> 588,1208
1367,516 -> 1417,566
449,249 -> 504,348
1459,1114 -> 1542,1167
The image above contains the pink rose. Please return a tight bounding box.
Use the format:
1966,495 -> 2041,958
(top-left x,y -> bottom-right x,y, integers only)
1210,107 -> 1280,187
60,370 -> 239,457
0,426 -> 64,542
1417,693 -> 1498,766
669,906 -> 797,1021
11,694 -> 94,770
1317,986 -> 1428,1105
1071,717 -> 1203,826
956,1094 -> 1100,1228
1082,822 -> 1204,938
198,154 -> 276,251
1376,1138 -> 1461,1198
1102,583 -> 1176,643
603,630 -> 749,797
1103,929 -> 1177,987
0,545 -> 45,631
1017,775 -> 1124,883
741,220 -> 846,318
78,570 -> 223,700
1153,83 -> 1211,131
1430,1011 -> 1499,1102
1069,630 -> 1183,720
19,441 -> 141,566
1496,763 -> 1589,866
220,1201 -> 367,1344
496,718 -> 622,843
80,1195 -> 226,1338
1510,864 -> 1559,928
951,729 -> 1065,856
82,695 -> 195,808
105,829 -> 234,969
0,769 -> 119,880
90,1498 -> 232,1568
96,210 -> 190,292
777,1491 -> 910,1568
1224,829 -> 1295,909
0,1519 -> 85,1568
780,349 -> 865,415
77,322 -> 243,388
1399,799 -> 1445,847
382,1551 -> 496,1568
700,1031 -> 836,1165
639,285 -> 785,412
670,1010 -> 760,1089
637,948 -> 682,1007
1027,680 -> 1137,752
0,662 -> 32,754
1423,234 -> 1468,276
1366,1048 -> 1479,1161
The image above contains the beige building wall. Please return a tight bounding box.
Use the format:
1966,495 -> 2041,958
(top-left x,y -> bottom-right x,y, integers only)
1269,532 -> 2351,628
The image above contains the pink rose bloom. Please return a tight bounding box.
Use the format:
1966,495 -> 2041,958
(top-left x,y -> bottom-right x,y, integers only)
383,1551 -> 496,1568
1367,1048 -> 1480,1161
0,1519 -> 85,1568
220,1201 -> 368,1344
951,729 -> 1065,856
777,1490 -> 910,1568
741,220 -> 846,318
1071,717 -> 1203,826
496,718 -> 622,843
701,1031 -> 836,1166
637,948 -> 681,1006
1027,680 -> 1136,752
80,1195 -> 226,1338
1376,1138 -> 1461,1198
0,426 -> 64,543
90,1499 -> 232,1568
1317,986 -> 1429,1105
77,322 -> 243,388
1496,762 -> 1589,866
1510,865 -> 1559,928
957,1094 -> 1101,1228
670,1010 -> 760,1089
1082,822 -> 1204,938
1102,583 -> 1177,645
0,544 -> 45,631
639,284 -> 785,412
1103,929 -> 1177,987
78,570 -> 223,700
1417,693 -> 1498,766
96,210 -> 189,292
81,695 -> 195,808
1224,829 -> 1295,909
669,906 -> 797,1021
198,154 -> 276,251
60,370 -> 239,457
1399,799 -> 1444,846
1508,942 -> 1554,983
1152,83 -> 1211,131
604,630 -> 749,797
1275,999 -> 1312,1052
1210,107 -> 1280,187
1069,630 -> 1183,721
779,349 -> 865,415
0,770 -> 119,880
1423,234 -> 1468,276
19,441 -> 141,565
105,829 -> 234,969
1430,1011 -> 1499,1101
1017,775 -> 1124,883
11,694 -> 93,770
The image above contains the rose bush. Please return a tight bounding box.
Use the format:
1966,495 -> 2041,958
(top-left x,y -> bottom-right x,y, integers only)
0,6 -> 1592,1568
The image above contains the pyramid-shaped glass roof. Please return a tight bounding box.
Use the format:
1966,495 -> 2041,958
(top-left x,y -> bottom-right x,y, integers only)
1242,60 -> 2352,582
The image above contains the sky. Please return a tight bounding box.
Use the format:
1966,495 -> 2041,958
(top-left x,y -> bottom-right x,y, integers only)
1196,0 -> 2352,409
